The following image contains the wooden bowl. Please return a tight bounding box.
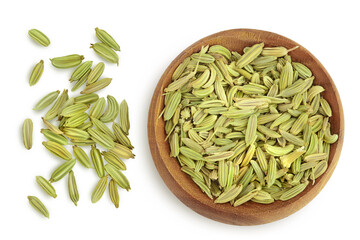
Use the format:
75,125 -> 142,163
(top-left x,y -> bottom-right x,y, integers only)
147,29 -> 344,225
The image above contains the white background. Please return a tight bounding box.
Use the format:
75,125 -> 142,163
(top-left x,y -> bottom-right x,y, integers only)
0,0 -> 358,239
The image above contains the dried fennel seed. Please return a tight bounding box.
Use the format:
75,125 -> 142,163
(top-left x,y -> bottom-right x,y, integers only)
24,28 -> 134,217
28,29 -> 50,47
161,44 -> 338,206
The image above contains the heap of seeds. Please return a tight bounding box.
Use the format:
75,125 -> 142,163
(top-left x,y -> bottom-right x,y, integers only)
24,28 -> 134,218
161,43 -> 338,206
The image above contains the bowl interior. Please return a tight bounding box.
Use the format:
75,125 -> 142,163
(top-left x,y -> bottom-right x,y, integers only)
148,29 -> 344,225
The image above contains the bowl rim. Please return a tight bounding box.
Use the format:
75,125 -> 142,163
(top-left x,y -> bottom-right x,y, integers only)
148,28 -> 344,225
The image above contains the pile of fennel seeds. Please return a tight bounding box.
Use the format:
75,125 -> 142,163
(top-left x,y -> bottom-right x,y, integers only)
161,43 -> 338,206
24,28 -> 134,218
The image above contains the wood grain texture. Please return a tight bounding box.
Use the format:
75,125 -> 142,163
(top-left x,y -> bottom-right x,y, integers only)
147,29 -> 344,225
